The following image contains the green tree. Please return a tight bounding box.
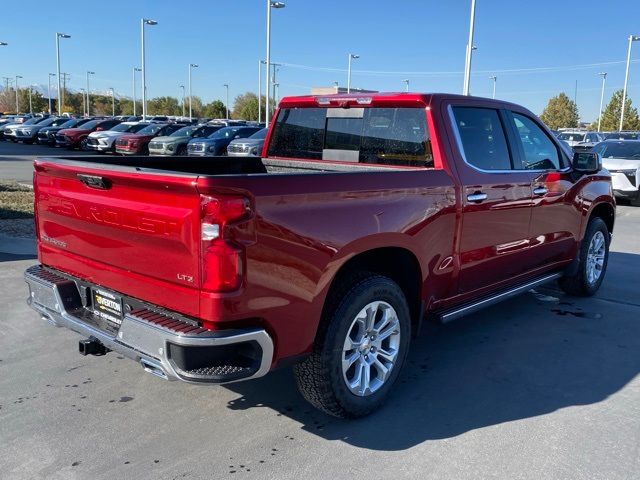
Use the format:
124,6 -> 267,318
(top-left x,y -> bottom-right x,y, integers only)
203,100 -> 227,119
14,88 -> 47,114
118,99 -> 142,116
231,92 -> 274,121
147,96 -> 181,116
186,96 -> 204,118
232,92 -> 259,121
596,89 -> 640,131
540,93 -> 579,130
63,91 -> 84,115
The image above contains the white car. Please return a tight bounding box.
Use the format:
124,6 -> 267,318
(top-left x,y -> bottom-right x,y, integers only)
594,140 -> 640,206
86,121 -> 149,153
557,131 -> 604,151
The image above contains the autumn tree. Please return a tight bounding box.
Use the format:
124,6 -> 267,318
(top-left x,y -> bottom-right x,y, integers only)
540,93 -> 579,130
596,89 -> 640,131
0,89 -> 17,113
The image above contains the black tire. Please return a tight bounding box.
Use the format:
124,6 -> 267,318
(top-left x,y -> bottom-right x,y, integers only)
559,217 -> 610,296
79,138 -> 89,151
294,273 -> 411,418
177,145 -> 187,156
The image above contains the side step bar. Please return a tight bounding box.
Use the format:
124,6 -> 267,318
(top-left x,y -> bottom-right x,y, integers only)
435,272 -> 562,324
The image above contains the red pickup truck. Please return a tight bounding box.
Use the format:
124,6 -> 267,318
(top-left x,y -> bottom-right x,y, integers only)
25,93 -> 615,418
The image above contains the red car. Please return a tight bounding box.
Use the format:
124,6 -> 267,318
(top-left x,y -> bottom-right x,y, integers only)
55,118 -> 121,150
25,93 -> 615,418
114,123 -> 183,155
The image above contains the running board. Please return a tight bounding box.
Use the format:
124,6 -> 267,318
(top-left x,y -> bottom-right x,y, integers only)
435,273 -> 563,324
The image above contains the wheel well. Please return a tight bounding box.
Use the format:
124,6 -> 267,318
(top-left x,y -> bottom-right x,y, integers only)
322,247 -> 423,336
590,202 -> 615,234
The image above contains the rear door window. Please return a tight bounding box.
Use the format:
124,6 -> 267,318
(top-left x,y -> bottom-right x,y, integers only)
360,108 -> 431,166
267,108 -> 325,159
451,106 -> 512,170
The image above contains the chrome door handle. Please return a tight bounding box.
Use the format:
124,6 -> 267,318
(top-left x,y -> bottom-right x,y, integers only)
467,192 -> 488,203
533,187 -> 548,196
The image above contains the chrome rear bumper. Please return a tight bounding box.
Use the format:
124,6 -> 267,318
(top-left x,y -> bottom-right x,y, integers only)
24,265 -> 274,384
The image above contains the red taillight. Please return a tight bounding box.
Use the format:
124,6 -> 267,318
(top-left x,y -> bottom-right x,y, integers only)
200,194 -> 251,292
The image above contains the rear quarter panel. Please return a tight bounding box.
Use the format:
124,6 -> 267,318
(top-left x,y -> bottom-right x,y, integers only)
197,170 -> 457,362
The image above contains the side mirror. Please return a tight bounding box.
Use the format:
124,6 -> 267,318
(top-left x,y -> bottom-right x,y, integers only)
573,151 -> 601,174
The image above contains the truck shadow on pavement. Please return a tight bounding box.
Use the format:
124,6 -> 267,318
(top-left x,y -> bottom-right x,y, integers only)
225,251 -> 640,451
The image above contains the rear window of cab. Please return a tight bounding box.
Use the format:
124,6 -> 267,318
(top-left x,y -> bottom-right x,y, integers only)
267,107 -> 433,167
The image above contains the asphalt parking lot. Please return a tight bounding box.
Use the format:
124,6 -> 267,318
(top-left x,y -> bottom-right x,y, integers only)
0,140 -> 93,183
1,142 -> 639,480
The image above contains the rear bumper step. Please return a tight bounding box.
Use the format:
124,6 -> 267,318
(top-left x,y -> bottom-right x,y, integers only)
24,265 -> 274,384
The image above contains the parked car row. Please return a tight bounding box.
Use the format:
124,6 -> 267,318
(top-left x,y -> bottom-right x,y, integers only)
549,130 -> 640,205
0,113 -> 267,157
594,139 -> 640,206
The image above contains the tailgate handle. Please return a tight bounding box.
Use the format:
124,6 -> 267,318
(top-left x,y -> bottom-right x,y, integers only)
77,174 -> 111,190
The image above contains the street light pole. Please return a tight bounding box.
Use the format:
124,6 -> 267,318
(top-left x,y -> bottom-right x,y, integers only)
109,87 -> 115,116
271,63 -> 281,108
258,60 -> 265,123
223,83 -> 229,119
266,1 -> 285,128
48,73 -> 56,114
597,72 -> 607,132
15,75 -> 22,113
28,86 -> 33,114
80,88 -> 86,116
56,33 -> 70,114
347,53 -> 359,93
132,67 -> 141,116
188,63 -> 198,121
489,75 -> 497,99
86,71 -> 95,116
179,85 -> 185,117
403,79 -> 409,92
141,18 -> 158,120
620,35 -> 640,131
462,0 -> 477,95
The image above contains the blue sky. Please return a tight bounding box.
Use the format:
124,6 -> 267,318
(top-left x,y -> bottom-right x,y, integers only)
2,0 -> 640,121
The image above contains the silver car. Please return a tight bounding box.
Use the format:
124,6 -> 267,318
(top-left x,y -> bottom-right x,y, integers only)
227,128 -> 267,157
148,124 -> 222,156
594,140 -> 640,206
14,117 -> 62,144
2,116 -> 49,141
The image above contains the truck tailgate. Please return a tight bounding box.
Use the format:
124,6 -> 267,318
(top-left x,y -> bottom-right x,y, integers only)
34,159 -> 203,317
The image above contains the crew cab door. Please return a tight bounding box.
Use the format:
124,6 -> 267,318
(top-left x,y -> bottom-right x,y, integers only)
448,104 -> 534,294
503,110 -> 581,269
